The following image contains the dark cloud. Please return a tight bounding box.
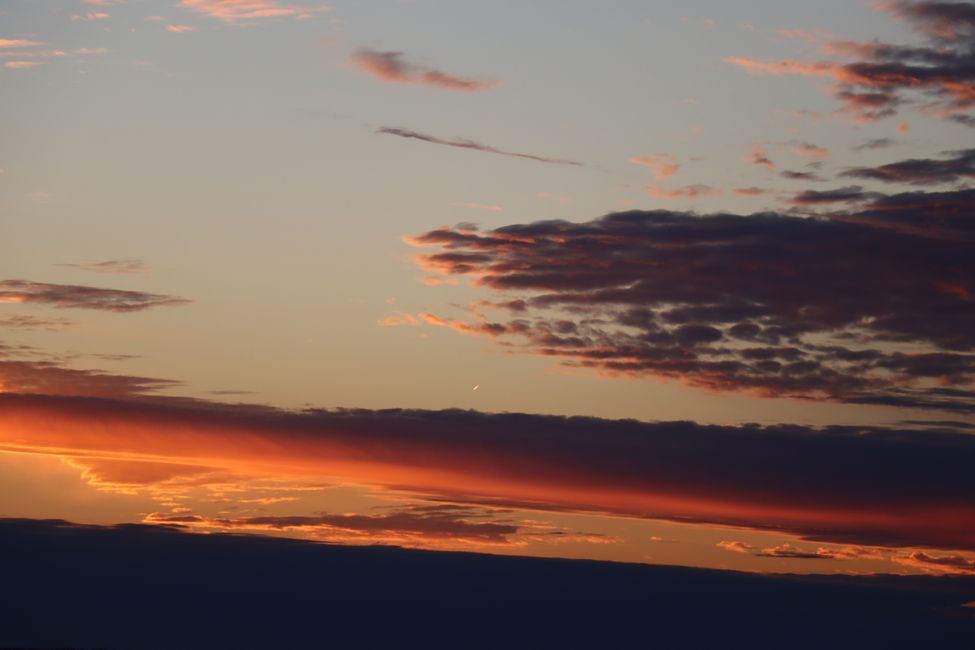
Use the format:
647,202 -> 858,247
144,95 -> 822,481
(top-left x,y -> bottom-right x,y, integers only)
842,148 -> 975,184
756,543 -> 833,560
408,191 -> 975,412
3,519 -> 974,649
53,259 -> 146,274
376,127 -> 583,166
853,137 -> 898,151
949,114 -> 975,127
780,170 -> 826,181
3,393 -> 975,552
898,551 -> 975,575
788,185 -> 877,204
0,359 -> 181,398
726,1 -> 975,121
0,279 -> 191,312
351,49 -> 498,92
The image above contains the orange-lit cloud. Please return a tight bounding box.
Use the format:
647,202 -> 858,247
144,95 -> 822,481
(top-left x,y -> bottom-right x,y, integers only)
167,24 -> 197,33
352,49 -> 498,92
4,61 -> 44,69
0,279 -> 190,312
0,39 -> 45,48
2,393 -> 975,553
629,154 -> 681,180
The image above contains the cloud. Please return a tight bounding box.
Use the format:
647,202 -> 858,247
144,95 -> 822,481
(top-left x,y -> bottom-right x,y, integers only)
166,24 -> 197,33
841,148 -> 975,184
0,280 -> 190,311
179,0 -> 329,22
0,315 -> 73,331
744,145 -> 775,170
756,543 -> 834,559
4,61 -> 44,69
71,11 -> 111,21
629,154 -> 681,179
145,505 -> 523,546
894,551 -> 975,575
733,187 -> 769,196
376,127 -> 583,166
0,360 -> 181,398
3,393 -> 975,552
0,39 -> 45,48
949,114 -> 975,128
853,137 -> 898,151
351,49 -> 498,92
788,185 -> 877,205
779,170 -> 826,181
407,192 -> 975,412
725,2 -> 975,121
717,540 -> 755,553
647,183 -> 719,200
793,142 -> 830,159
54,259 -> 146,274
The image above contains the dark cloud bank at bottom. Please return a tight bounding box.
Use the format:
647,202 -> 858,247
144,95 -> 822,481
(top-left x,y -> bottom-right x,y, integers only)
1,518 -> 973,649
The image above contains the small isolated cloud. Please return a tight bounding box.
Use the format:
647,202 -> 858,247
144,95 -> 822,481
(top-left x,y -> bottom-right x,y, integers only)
647,183 -> 719,200
629,154 -> 681,179
4,61 -> 44,70
793,142 -> 830,159
351,49 -> 498,92
71,11 -> 111,21
744,144 -> 775,170
179,0 -> 330,22
733,187 -> 769,196
166,24 -> 197,33
0,279 -> 190,312
853,137 -> 897,152
756,543 -> 833,559
780,170 -> 825,181
717,540 -> 755,553
377,127 -> 582,167
54,259 -> 146,274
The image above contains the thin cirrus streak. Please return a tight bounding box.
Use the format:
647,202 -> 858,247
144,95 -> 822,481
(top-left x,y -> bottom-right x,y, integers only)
376,127 -> 583,167
405,186 -> 975,413
351,49 -> 498,92
0,280 -> 190,311
0,392 -> 973,553
724,1 -> 975,121
178,0 -> 330,22
53,259 -> 146,274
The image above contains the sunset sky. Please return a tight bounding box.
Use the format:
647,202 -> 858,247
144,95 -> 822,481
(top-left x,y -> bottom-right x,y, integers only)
2,0 -> 975,581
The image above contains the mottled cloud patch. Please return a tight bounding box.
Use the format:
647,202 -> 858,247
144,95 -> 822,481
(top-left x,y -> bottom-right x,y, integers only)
717,540 -> 755,553
853,137 -> 898,151
54,259 -> 146,274
179,0 -> 329,22
408,191 -> 975,412
377,127 -> 582,167
895,551 -> 975,575
725,1 -> 975,121
793,142 -> 830,159
352,49 -> 498,92
842,148 -> 975,185
0,280 -> 190,311
733,186 -> 770,196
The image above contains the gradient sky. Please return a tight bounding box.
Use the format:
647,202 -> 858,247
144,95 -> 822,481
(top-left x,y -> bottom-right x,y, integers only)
2,0 -> 974,577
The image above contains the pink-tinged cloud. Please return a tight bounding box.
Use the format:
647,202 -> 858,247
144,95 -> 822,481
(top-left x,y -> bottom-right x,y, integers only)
0,39 -> 45,48
629,154 -> 681,180
744,144 -> 775,170
647,183 -> 719,200
351,49 -> 498,92
794,142 -> 830,159
3,61 -> 43,69
167,24 -> 197,33
71,11 -> 111,21
179,0 -> 330,22
897,121 -> 911,133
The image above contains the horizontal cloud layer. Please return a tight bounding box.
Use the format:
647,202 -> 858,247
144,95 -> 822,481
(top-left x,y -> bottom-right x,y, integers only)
1,393 -> 974,552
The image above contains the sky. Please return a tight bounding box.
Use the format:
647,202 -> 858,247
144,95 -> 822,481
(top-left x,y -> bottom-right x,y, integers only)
1,0 -> 974,579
